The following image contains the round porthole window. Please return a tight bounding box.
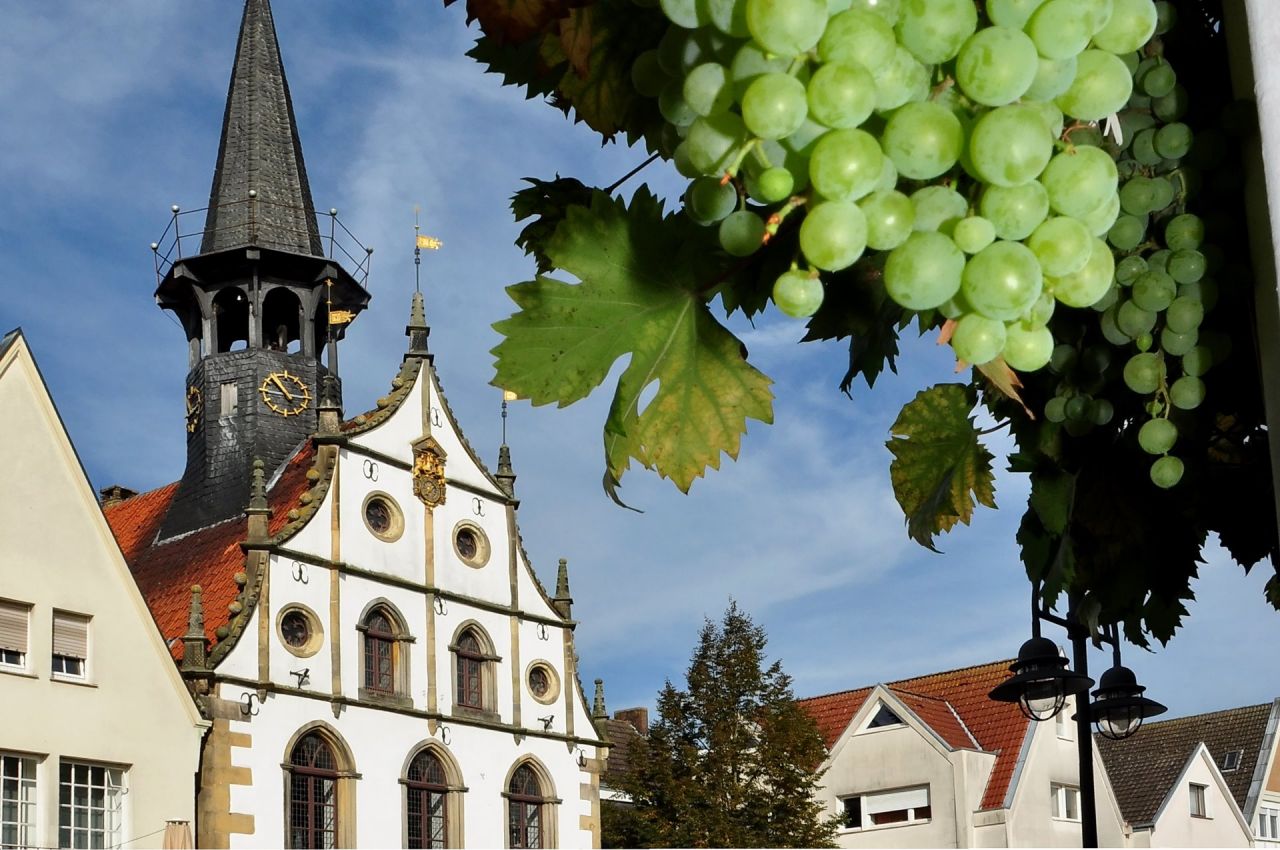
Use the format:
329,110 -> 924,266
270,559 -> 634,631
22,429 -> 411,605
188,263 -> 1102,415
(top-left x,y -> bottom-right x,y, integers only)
452,521 -> 490,568
362,492 -> 404,542
277,605 -> 323,658
526,661 -> 560,705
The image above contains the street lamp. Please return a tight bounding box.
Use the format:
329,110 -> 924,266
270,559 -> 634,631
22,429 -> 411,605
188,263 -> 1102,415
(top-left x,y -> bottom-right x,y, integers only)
1084,633 -> 1166,740
988,587 -> 1165,848
989,636 -> 1093,721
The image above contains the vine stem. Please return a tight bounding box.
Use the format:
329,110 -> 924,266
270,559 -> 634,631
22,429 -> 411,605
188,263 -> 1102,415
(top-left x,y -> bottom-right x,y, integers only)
761,195 -> 808,244
977,420 -> 1012,437
605,153 -> 660,194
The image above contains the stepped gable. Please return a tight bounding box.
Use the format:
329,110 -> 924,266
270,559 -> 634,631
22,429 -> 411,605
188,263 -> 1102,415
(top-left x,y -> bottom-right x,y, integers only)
797,659 -> 1027,810
104,442 -> 315,658
1096,702 -> 1273,827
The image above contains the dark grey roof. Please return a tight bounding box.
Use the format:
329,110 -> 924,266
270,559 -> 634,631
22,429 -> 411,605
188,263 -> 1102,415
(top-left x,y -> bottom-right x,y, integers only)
1097,702 -> 1274,827
0,328 -> 20,359
201,0 -> 323,256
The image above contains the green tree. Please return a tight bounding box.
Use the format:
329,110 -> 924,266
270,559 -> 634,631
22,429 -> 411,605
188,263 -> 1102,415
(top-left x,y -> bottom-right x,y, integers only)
609,603 -> 839,848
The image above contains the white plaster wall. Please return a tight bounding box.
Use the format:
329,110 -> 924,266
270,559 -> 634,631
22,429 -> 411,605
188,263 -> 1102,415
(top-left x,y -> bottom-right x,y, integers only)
433,490 -> 514,606
0,341 -> 205,849
221,681 -> 594,849
1148,752 -> 1251,847
346,364 -> 429,465
816,722 -> 963,849
425,369 -> 509,494
338,455 -> 426,585
1004,712 -> 1127,848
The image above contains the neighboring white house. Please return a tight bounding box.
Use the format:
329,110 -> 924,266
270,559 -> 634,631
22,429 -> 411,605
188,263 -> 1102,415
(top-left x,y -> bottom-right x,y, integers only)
797,660 -> 1129,848
0,329 -> 209,849
1098,700 -> 1280,848
95,0 -> 608,846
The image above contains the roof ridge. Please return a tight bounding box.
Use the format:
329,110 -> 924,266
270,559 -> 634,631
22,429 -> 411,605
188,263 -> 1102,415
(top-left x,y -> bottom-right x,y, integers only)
799,658 -> 1015,702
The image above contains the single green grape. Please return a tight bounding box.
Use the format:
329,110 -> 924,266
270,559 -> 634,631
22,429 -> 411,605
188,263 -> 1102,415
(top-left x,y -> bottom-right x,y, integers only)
1170,376 -> 1206,410
952,216 -> 997,254
1139,418 -> 1177,455
1160,327 -> 1198,356
1123,352 -> 1164,394
807,62 -> 877,129
1116,254 -> 1148,285
911,186 -> 968,233
881,101 -> 964,179
1150,455 -> 1184,488
772,269 -> 824,317
884,231 -> 965,310
1168,250 -> 1206,284
1117,299 -> 1157,338
962,240 -> 1044,321
742,73 -> 809,140
746,0 -> 828,57
951,314 -> 1007,365
1045,395 -> 1068,422
860,189 -> 916,250
1132,271 -> 1176,312
719,210 -> 766,257
896,0 -> 977,64
1002,321 -> 1054,371
1182,345 -> 1212,377
799,201 -> 869,271
750,167 -> 795,203
1165,213 -> 1204,250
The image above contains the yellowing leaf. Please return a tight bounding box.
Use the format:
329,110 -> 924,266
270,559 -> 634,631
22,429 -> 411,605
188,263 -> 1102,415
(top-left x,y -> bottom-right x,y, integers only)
887,384 -> 997,551
491,189 -> 774,499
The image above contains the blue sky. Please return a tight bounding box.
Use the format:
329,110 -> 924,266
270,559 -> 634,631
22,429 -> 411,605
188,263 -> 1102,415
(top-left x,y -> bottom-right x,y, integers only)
1,1 -> 1275,720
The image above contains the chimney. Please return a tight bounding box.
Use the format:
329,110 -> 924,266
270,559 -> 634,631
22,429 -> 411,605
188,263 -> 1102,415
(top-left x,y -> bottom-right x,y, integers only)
99,485 -> 138,508
615,707 -> 649,736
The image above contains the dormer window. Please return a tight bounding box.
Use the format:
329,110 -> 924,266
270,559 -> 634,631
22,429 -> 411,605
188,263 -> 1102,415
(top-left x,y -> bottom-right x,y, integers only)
1221,749 -> 1242,772
868,704 -> 903,729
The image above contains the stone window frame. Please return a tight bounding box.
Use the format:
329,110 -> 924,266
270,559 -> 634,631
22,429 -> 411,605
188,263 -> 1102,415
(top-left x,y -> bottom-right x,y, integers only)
362,491 -> 405,543
502,757 -> 561,849
448,621 -> 501,721
356,599 -> 414,708
451,520 -> 491,569
399,741 -> 468,849
276,603 -> 324,659
281,722 -> 360,849
523,660 -> 561,706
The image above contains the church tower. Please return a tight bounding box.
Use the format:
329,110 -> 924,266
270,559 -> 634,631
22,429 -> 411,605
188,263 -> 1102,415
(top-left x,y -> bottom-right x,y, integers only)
154,0 -> 369,538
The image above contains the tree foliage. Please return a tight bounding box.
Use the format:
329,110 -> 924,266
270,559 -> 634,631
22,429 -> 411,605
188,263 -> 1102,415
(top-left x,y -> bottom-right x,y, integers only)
607,603 -> 839,848
451,0 -> 1280,643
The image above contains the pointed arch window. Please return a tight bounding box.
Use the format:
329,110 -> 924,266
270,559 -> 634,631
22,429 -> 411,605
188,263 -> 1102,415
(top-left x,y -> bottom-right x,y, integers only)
508,766 -> 542,849
406,751 -> 448,849
289,733 -> 338,849
358,602 -> 413,706
456,630 -> 484,710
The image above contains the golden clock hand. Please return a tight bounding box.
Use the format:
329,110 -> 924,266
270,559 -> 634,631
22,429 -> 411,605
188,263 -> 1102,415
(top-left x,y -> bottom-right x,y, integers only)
271,374 -> 294,401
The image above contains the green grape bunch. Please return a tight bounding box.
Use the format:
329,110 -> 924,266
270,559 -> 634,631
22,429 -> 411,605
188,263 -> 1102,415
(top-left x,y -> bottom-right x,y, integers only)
631,0 -> 1229,490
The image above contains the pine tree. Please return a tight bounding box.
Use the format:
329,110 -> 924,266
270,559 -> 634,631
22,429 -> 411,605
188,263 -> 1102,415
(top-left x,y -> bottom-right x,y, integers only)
610,603 -> 839,848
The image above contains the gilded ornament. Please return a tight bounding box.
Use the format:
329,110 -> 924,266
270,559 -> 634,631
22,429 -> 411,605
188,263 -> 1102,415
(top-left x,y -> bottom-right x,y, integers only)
412,436 -> 448,508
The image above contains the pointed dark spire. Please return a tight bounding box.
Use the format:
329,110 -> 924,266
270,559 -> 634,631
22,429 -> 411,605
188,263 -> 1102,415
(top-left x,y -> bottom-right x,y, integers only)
201,0 -> 323,256
180,586 -> 208,672
593,679 -> 608,721
317,373 -> 343,435
553,558 -> 573,619
406,291 -> 430,359
496,444 -> 517,499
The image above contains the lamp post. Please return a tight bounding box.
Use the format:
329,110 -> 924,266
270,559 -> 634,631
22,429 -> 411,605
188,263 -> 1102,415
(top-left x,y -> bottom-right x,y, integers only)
989,587 -> 1166,848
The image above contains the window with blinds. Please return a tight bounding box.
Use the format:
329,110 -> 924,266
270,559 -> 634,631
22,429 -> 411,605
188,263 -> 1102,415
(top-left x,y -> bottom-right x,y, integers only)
840,786 -> 931,830
0,601 -> 29,670
51,612 -> 89,679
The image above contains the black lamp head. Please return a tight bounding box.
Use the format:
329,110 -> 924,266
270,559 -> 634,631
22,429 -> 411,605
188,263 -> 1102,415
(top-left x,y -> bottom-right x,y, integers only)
1084,664 -> 1167,740
990,637 -> 1094,721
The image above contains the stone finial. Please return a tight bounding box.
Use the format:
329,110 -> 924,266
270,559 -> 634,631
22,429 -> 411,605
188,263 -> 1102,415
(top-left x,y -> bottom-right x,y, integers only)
593,678 -> 608,721
317,373 -> 343,435
496,444 -> 517,499
180,585 -> 208,672
553,558 -> 572,619
405,291 -> 430,358
245,458 -> 271,542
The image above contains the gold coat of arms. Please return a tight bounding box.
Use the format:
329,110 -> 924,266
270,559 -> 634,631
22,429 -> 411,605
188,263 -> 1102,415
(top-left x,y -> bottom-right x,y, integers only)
412,436 -> 447,507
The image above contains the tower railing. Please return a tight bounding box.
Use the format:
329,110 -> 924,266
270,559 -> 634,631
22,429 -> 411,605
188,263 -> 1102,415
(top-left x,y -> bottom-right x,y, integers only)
151,196 -> 373,288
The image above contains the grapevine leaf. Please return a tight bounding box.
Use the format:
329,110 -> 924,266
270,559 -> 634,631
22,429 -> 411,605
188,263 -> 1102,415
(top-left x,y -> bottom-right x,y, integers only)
491,188 -> 775,497
466,36 -> 558,99
976,357 -> 1034,419
887,384 -> 997,552
1029,468 -> 1074,536
558,6 -> 593,77
800,260 -> 903,394
511,176 -> 593,274
448,0 -> 579,45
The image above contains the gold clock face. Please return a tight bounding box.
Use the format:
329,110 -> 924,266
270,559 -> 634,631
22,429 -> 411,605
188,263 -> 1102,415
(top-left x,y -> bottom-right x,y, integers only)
259,370 -> 312,416
185,386 -> 203,433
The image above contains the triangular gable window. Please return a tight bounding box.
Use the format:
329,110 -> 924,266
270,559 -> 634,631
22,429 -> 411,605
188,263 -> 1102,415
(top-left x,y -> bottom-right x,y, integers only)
867,703 -> 904,729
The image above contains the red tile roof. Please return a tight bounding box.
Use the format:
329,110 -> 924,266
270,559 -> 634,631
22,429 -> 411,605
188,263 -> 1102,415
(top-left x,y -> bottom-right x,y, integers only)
797,660 -> 1028,810
103,443 -> 317,660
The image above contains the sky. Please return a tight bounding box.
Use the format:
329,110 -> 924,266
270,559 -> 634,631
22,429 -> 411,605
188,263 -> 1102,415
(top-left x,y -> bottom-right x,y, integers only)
0,1 -> 1275,723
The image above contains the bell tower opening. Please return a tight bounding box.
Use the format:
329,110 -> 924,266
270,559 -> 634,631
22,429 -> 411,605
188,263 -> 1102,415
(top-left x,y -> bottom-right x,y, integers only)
262,287 -> 304,354
213,288 -> 251,353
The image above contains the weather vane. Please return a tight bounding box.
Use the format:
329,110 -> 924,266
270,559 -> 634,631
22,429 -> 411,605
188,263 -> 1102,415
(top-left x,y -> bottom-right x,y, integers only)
413,204 -> 442,293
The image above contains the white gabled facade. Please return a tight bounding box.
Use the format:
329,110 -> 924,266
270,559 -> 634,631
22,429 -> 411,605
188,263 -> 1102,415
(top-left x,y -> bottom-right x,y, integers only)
1125,744 -> 1252,848
195,321 -> 606,848
0,330 -> 208,850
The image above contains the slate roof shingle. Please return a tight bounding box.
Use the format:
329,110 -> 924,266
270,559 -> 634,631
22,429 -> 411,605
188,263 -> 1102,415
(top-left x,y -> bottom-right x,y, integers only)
1096,701 -> 1275,827
797,660 -> 1029,810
